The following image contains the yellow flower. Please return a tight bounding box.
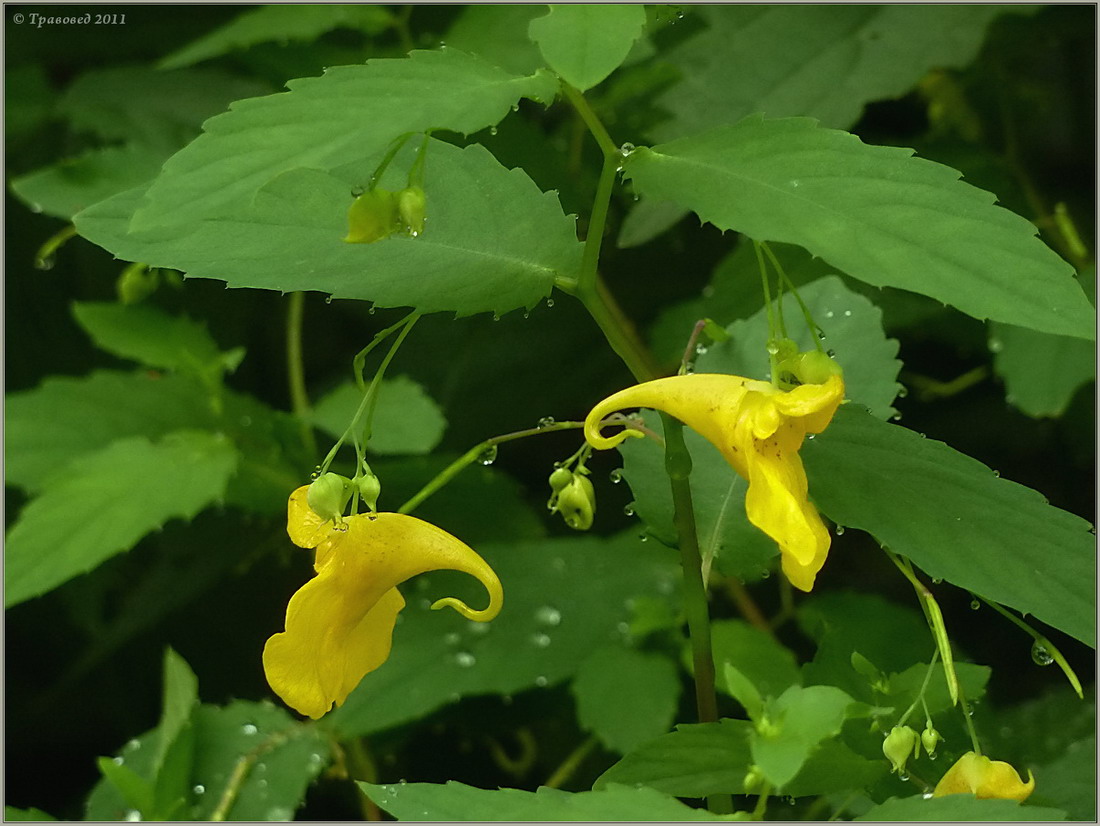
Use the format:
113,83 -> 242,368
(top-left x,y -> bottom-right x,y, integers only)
263,486 -> 503,719
584,371 -> 844,591
932,751 -> 1036,802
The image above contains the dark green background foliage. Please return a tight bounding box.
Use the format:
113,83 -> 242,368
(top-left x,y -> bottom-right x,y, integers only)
5,4 -> 1094,821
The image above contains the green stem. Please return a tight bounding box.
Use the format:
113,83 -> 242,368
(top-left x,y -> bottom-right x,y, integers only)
34,223 -> 78,269
663,414 -> 732,815
977,596 -> 1083,698
956,680 -> 982,754
565,85 -> 733,817
320,314 -> 418,475
398,421 -> 584,514
751,783 -> 772,820
286,292 -> 318,459
345,738 -> 382,821
561,83 -> 619,157
760,242 -> 824,349
544,735 -> 599,789
897,649 -> 940,727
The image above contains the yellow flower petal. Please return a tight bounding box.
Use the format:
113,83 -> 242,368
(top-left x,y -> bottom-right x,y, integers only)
584,372 -> 844,591
933,751 -> 1036,803
265,506 -> 503,719
287,485 -> 333,549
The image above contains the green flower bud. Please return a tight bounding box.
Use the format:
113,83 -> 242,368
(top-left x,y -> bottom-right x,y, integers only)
344,189 -> 400,244
548,467 -> 574,494
556,474 -> 595,531
742,765 -> 765,794
396,185 -> 426,237
921,722 -> 943,757
357,472 -> 382,512
307,472 -> 352,522
116,263 -> 159,305
791,350 -> 843,385
883,725 -> 920,775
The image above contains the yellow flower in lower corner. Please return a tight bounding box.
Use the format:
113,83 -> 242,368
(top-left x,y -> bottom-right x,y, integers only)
932,751 -> 1036,802
264,486 -> 503,720
584,370 -> 844,591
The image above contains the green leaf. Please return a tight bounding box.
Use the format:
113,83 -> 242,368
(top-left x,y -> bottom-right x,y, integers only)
159,5 -> 394,70
5,430 -> 238,607
75,141 -> 581,317
697,275 -> 903,420
445,5 -> 547,77
3,807 -> 57,821
855,794 -> 1066,821
313,375 -> 447,455
752,685 -> 854,790
325,533 -> 679,737
798,591 -> 933,700
96,757 -> 156,817
85,700 -> 330,821
709,619 -> 801,701
803,405 -> 1096,647
595,719 -> 753,797
571,644 -> 681,753
990,323 -> 1095,418
128,49 -> 559,230
10,145 -> 166,220
619,410 -> 778,582
1029,735 -> 1096,821
528,5 -> 646,92
617,198 -> 689,249
56,66 -> 271,152
360,781 -> 741,822
783,739 -> 884,798
153,648 -> 199,776
622,117 -> 1094,340
654,6 -> 1034,139
72,301 -> 243,380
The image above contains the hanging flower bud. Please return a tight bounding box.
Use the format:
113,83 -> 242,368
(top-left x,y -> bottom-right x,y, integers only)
116,263 -> 159,305
921,722 -> 944,757
307,472 -> 351,522
555,474 -> 595,531
883,725 -> 920,775
742,765 -> 765,794
344,189 -> 400,244
357,472 -> 382,512
547,466 -> 574,511
396,185 -> 426,237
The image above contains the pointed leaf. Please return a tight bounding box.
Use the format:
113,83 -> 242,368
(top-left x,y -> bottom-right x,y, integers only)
856,794 -> 1066,821
991,323 -> 1095,418
10,145 -> 165,220
129,49 -> 559,229
654,5 -> 1035,139
595,720 -> 753,797
528,5 -> 646,91
803,405 -> 1096,646
360,781 -> 740,822
75,141 -> 581,316
571,645 -> 681,753
623,117 -> 1094,339
5,431 -> 238,607
159,5 -> 394,70
313,375 -> 446,456
72,302 -> 242,379
752,685 -> 854,790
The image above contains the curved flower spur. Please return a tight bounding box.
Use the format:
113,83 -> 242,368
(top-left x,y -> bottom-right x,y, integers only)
584,352 -> 844,592
264,486 -> 503,720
